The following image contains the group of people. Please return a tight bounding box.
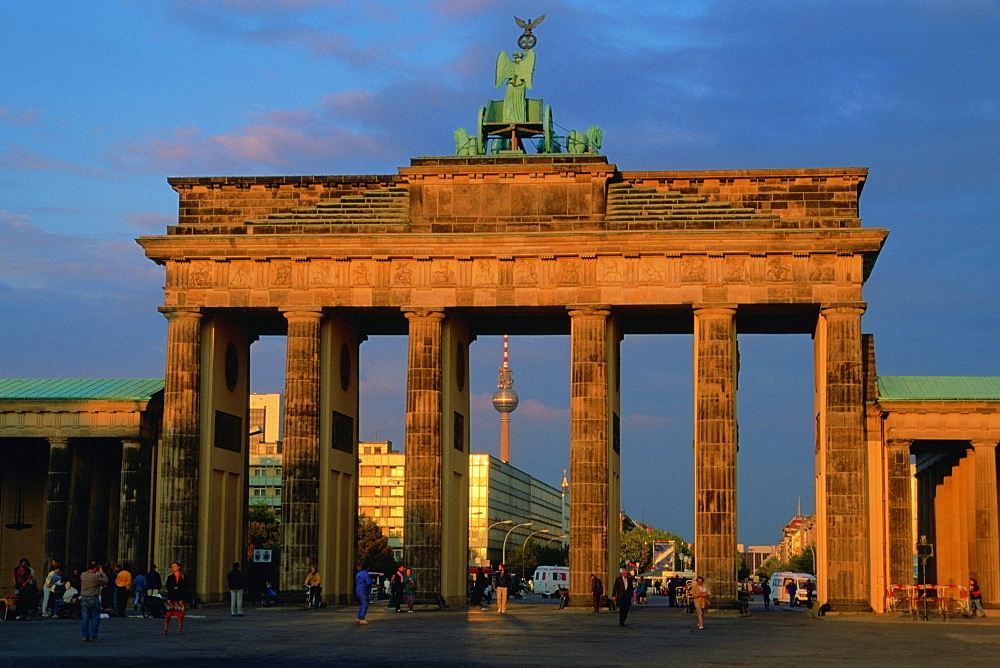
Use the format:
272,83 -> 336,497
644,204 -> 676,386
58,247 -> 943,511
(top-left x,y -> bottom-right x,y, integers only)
469,564 -> 513,611
590,569 -> 712,629
353,563 -> 419,624
9,558 -> 189,640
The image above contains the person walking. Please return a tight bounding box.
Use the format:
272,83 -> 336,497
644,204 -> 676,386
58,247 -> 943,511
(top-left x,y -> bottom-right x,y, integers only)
304,565 -> 322,609
495,564 -> 511,613
403,567 -> 417,612
355,564 -> 372,624
612,567 -> 635,626
969,578 -> 986,617
163,562 -> 189,635
590,573 -> 604,613
471,567 -> 487,608
761,580 -> 772,611
228,562 -> 245,616
12,558 -> 34,594
79,562 -> 108,642
692,576 -> 711,629
115,563 -> 132,617
785,578 -> 797,607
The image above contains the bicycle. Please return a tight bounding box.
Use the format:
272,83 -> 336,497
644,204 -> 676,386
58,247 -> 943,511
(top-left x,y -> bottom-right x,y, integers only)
304,585 -> 322,610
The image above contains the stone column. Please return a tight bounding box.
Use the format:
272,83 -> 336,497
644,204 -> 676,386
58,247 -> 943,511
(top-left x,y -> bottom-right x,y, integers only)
118,438 -> 143,570
886,439 -> 913,586
403,309 -> 446,598
157,306 -> 202,580
693,306 -> 738,606
567,306 -> 612,603
816,304 -> 870,610
280,308 -> 323,591
44,437 -> 71,564
972,441 -> 1000,605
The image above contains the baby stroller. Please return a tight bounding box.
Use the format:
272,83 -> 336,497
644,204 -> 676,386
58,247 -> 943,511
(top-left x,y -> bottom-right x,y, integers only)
142,595 -> 167,619
54,597 -> 81,619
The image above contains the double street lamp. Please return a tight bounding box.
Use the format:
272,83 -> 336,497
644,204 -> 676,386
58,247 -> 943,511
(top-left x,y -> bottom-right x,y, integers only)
475,519 -> 513,565
502,522 -> 533,563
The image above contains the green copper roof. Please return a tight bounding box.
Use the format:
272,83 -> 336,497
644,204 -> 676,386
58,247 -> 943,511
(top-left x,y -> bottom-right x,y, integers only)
0,379 -> 164,401
877,376 -> 1000,401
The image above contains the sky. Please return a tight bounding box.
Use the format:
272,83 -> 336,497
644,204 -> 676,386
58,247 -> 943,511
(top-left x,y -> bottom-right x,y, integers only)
2,1 -> 998,547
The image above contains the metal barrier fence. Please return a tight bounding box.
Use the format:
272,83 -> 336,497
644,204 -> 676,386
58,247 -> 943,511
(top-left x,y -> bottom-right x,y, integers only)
885,584 -> 969,619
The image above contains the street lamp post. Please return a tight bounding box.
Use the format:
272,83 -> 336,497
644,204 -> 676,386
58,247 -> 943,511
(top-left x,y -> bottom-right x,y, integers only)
502,522 -> 532,564
523,528 -> 551,546
476,520 -> 513,565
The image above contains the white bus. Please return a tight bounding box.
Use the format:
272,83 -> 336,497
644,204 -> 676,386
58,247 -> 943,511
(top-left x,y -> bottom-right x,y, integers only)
533,566 -> 569,597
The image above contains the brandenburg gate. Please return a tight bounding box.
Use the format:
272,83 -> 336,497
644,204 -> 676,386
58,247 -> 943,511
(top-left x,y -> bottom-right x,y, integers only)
137,23 -> 887,610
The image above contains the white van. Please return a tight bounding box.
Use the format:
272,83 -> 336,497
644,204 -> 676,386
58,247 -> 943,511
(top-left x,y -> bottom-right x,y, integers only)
533,566 -> 569,597
769,572 -> 816,605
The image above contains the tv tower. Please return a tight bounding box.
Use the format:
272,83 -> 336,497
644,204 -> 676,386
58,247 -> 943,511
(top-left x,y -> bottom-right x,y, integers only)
491,335 -> 519,463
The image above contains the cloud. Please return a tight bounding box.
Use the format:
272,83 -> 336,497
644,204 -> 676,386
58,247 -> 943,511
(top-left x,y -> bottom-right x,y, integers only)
1,144 -> 95,175
622,412 -> 673,431
0,106 -> 41,126
124,212 -> 174,234
0,212 -> 160,297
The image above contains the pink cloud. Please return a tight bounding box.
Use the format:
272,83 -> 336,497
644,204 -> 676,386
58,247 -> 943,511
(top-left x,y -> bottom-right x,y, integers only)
0,106 -> 41,126
2,144 -> 93,175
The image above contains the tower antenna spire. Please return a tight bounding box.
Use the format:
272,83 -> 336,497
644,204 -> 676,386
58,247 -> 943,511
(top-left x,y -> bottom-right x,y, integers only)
492,334 -> 519,463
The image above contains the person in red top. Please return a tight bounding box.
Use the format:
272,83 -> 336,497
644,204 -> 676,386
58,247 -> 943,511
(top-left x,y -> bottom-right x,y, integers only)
12,558 -> 34,594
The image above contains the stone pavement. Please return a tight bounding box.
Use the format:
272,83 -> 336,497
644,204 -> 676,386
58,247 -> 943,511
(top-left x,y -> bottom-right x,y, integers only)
1,596 -> 998,666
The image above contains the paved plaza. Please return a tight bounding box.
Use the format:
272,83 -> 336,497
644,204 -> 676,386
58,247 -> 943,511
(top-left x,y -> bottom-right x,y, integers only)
1,596 -> 997,666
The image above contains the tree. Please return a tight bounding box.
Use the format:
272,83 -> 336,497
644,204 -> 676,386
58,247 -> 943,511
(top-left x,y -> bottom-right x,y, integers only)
788,545 -> 815,575
737,553 -> 751,581
619,526 -> 692,572
536,542 -> 568,567
757,554 -> 788,580
506,538 -> 540,580
357,514 -> 395,575
247,503 -> 281,560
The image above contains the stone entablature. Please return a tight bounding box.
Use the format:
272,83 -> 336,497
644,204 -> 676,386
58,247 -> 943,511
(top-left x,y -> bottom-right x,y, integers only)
876,400 -> 1000,442
0,399 -> 152,438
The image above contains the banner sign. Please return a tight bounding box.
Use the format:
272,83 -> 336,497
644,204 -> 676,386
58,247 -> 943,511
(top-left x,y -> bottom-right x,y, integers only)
651,541 -> 675,571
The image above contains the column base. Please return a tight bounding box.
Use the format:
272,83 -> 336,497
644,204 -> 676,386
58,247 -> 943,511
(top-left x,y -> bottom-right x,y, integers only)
823,599 -> 873,613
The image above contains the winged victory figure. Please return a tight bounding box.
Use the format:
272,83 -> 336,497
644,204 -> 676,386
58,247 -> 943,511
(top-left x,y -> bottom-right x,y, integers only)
495,48 -> 535,123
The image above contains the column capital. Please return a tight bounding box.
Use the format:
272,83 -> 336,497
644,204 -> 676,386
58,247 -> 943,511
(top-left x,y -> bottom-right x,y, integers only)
971,440 -> 1000,450
693,304 -> 737,317
158,306 -> 203,321
886,438 -> 913,450
567,304 -> 611,318
402,307 -> 446,321
280,307 -> 324,321
47,436 -> 70,446
820,303 -> 867,316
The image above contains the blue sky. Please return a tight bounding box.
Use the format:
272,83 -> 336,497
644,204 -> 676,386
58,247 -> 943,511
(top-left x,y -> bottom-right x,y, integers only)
2,1 -> 997,546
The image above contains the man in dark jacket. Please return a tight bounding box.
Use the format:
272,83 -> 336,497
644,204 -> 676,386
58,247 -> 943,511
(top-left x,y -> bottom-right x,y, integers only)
590,574 -> 604,613
612,567 -> 635,626
146,565 -> 163,596
227,563 -> 245,616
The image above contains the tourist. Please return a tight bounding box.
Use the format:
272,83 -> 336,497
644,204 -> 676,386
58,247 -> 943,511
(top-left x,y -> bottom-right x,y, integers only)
41,559 -> 61,617
356,564 -> 371,624
80,562 -> 108,641
590,573 -> 604,613
55,578 -> 79,618
612,567 -> 635,626
163,561 -> 189,635
761,580 -> 772,611
145,564 -> 162,596
390,564 -> 405,612
636,577 -> 648,604
969,578 -> 985,617
692,576 -> 711,629
115,562 -> 132,617
304,565 -> 322,610
228,562 -> 245,616
667,576 -> 680,607
133,568 -> 147,612
785,578 -> 797,607
495,563 -> 511,613
403,567 -> 417,612
472,567 -> 487,607
12,558 -> 34,594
